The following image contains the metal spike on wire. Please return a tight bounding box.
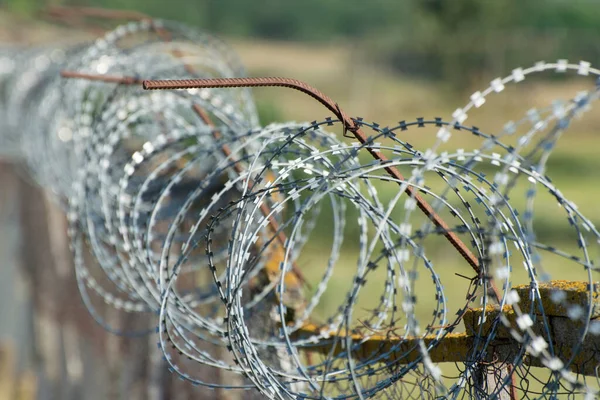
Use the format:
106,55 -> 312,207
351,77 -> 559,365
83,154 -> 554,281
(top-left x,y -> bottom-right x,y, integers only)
2,14 -> 600,399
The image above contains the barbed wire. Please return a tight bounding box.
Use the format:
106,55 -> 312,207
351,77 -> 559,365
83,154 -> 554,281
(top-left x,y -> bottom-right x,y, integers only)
1,17 -> 600,400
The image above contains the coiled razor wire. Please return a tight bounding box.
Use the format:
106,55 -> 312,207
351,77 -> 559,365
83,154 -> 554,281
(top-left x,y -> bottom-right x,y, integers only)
1,18 -> 600,399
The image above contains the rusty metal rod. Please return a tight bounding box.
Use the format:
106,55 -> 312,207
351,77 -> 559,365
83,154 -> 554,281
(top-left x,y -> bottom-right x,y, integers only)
60,71 -> 143,85
143,78 -> 487,283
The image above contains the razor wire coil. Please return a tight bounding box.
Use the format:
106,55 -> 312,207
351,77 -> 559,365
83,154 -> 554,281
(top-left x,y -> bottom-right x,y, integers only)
1,20 -> 600,400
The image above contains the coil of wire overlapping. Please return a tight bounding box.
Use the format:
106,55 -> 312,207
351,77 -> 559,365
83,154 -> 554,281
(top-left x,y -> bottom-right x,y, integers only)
2,18 -> 600,399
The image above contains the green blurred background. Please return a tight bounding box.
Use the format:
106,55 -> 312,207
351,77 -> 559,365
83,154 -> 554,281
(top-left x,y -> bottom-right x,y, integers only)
2,0 -> 599,324
2,0 -> 599,328
6,0 -> 600,91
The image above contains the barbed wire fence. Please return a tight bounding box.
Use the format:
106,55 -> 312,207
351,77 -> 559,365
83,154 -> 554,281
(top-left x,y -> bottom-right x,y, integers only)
1,9 -> 600,400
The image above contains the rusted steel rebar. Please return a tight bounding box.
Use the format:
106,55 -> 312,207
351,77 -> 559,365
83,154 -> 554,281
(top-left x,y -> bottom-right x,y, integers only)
143,77 -> 485,281
60,71 -> 143,85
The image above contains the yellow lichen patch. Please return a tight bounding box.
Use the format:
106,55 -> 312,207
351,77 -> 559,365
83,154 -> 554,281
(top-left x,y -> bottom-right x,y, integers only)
292,323 -> 473,364
293,313 -> 600,375
463,305 -> 517,338
263,241 -> 304,309
251,169 -> 306,316
513,280 -> 600,318
264,244 -> 301,287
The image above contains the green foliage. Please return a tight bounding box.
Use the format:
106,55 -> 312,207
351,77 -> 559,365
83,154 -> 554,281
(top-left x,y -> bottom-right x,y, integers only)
256,99 -> 284,126
8,0 -> 600,93
365,0 -> 600,92
4,0 -> 41,17
66,0 -> 413,41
